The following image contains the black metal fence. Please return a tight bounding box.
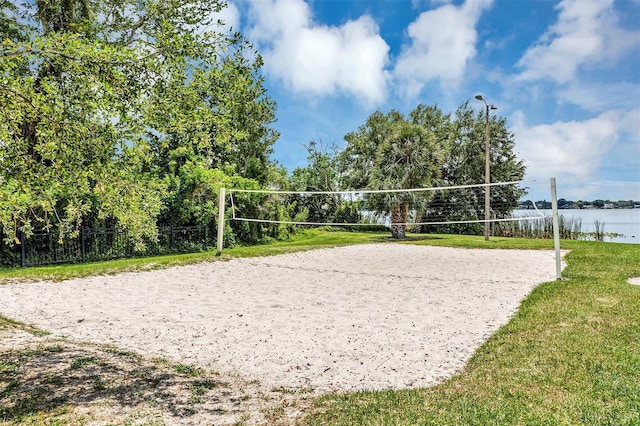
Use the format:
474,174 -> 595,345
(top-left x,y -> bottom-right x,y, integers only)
19,226 -> 209,267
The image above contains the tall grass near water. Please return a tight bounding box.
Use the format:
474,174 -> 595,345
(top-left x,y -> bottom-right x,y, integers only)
495,214 -> 615,241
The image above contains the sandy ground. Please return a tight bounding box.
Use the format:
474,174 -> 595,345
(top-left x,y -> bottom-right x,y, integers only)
0,244 -> 561,393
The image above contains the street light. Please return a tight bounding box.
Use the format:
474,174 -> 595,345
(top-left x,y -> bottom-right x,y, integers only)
475,94 -> 497,241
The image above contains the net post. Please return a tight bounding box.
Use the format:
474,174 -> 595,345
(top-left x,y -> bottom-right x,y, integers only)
81,226 -> 86,263
217,187 -> 226,254
550,177 -> 562,280
20,231 -> 26,267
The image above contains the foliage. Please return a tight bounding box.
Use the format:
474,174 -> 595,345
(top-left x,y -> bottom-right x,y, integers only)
340,109 -> 442,238
286,103 -> 526,239
0,230 -> 19,267
416,102 -> 526,234
289,141 -> 358,224
225,164 -> 310,245
557,198 -> 637,209
0,0 -> 277,251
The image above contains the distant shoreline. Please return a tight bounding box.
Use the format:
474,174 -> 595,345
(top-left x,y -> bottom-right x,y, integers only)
517,200 -> 639,210
516,206 -> 638,210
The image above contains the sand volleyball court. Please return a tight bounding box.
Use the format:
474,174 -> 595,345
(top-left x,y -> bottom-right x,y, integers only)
0,244 -> 560,392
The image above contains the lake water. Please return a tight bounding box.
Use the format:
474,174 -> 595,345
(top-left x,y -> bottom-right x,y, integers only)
513,209 -> 640,244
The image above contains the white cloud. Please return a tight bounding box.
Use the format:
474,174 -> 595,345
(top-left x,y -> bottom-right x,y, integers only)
215,1 -> 240,31
245,0 -> 390,105
557,82 -> 640,112
516,0 -> 640,83
393,0 -> 493,98
563,181 -> 640,201
512,109 -> 639,182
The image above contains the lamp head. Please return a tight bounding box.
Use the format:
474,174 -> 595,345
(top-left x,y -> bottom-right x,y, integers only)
475,95 -> 484,101
490,105 -> 497,110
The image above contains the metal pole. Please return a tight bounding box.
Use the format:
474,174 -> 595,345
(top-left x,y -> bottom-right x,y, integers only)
550,177 -> 562,280
20,231 -> 26,268
81,226 -> 86,263
203,224 -> 207,250
484,104 -> 491,241
217,187 -> 226,254
476,95 -> 495,242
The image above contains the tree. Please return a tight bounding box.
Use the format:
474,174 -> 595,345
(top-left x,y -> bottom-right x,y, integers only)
147,50 -> 278,230
415,102 -> 526,234
340,110 -> 442,238
1,2 -> 162,246
289,141 -> 343,223
339,103 -> 526,238
0,1 -> 276,248
228,164 -> 308,244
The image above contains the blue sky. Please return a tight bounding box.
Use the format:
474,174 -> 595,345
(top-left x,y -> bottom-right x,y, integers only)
219,0 -> 639,201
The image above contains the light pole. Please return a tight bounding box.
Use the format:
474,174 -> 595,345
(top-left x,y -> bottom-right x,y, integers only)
475,95 -> 497,241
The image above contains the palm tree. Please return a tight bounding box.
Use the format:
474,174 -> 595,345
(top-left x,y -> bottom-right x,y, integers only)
341,111 -> 442,239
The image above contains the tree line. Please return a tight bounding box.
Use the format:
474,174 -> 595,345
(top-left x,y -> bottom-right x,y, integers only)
288,104 -> 526,238
1,0 -> 526,260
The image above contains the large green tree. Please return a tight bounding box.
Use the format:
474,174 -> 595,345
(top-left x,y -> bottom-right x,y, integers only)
290,141 -> 343,224
340,110 -> 442,238
338,103 -> 526,238
0,0 -> 276,248
416,102 -> 526,234
147,49 -> 278,230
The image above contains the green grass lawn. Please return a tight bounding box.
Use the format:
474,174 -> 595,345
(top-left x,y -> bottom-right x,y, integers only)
1,230 -> 639,425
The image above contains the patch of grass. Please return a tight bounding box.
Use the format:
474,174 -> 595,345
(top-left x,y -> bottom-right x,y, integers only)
187,379 -> 221,404
171,363 -> 202,377
0,360 -> 18,375
103,347 -> 142,359
45,345 -> 64,353
0,229 -> 387,283
271,385 -> 313,395
234,413 -> 252,426
262,405 -> 286,423
91,375 -> 106,392
272,386 -> 299,394
43,371 -> 64,386
0,252 -> 222,284
0,315 -> 47,336
70,356 -> 97,369
192,378 -> 222,390
405,232 -> 562,250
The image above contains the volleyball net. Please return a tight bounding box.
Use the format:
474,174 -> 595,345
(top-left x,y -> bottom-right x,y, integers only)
217,178 -> 562,278
226,179 -> 550,229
